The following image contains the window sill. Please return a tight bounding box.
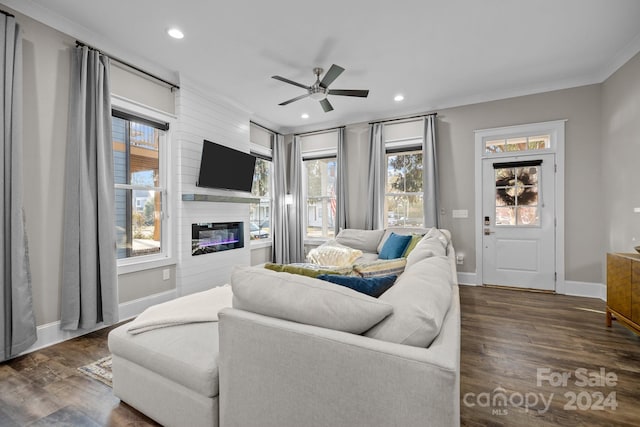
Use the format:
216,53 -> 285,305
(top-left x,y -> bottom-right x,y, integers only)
117,256 -> 176,275
250,240 -> 272,249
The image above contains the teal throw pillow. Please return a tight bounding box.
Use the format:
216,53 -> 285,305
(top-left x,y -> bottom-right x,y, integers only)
378,232 -> 412,260
316,274 -> 397,298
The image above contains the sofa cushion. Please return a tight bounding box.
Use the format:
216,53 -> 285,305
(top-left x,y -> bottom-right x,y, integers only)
365,256 -> 452,347
231,266 -> 393,334
335,228 -> 385,253
378,232 -> 412,259
109,321 -> 220,397
376,227 -> 429,254
307,240 -> 363,267
264,262 -> 353,278
353,258 -> 407,278
401,234 -> 423,257
405,228 -> 449,268
316,274 -> 397,297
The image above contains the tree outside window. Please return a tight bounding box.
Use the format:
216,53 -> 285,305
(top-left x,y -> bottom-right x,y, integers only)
305,158 -> 336,238
385,150 -> 423,227
250,157 -> 271,240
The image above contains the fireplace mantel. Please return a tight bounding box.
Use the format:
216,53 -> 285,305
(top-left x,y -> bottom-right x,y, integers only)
182,193 -> 259,204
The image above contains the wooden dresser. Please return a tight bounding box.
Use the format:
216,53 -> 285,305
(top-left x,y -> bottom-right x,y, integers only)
606,253 -> 640,334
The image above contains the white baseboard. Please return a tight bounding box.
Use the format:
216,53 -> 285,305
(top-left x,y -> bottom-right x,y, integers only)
457,272 -> 478,286
456,272 -> 605,301
24,289 -> 177,356
562,280 -> 606,301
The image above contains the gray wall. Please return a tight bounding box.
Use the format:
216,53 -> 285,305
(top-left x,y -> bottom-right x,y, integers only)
343,85 -> 604,283
602,51 -> 640,258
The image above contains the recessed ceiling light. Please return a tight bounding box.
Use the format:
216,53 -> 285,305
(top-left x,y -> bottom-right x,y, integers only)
394,94 -> 405,102
301,113 -> 309,119
167,28 -> 184,39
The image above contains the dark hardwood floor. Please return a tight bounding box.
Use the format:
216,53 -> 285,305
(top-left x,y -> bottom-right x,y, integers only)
0,286 -> 638,426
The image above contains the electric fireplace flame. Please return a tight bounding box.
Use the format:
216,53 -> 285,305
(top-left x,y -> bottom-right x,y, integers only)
192,222 -> 244,256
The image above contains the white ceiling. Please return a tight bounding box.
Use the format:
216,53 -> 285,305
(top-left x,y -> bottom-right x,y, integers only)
7,0 -> 640,133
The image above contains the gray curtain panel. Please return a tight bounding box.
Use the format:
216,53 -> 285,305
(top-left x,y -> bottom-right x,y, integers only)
0,14 -> 37,361
365,123 -> 385,230
61,46 -> 118,331
423,115 -> 440,228
271,134 -> 290,264
335,127 -> 347,235
287,136 -> 305,263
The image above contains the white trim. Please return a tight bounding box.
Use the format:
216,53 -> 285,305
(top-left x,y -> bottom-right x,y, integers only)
250,240 -> 272,249
112,96 -> 177,274
19,289 -> 177,356
457,272 -> 478,286
563,281 -> 606,301
474,120 -> 566,290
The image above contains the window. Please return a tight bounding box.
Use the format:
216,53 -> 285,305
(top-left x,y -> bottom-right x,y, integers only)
304,157 -> 337,238
494,163 -> 540,226
112,110 -> 168,261
485,134 -> 550,154
250,156 -> 272,240
385,150 -> 424,228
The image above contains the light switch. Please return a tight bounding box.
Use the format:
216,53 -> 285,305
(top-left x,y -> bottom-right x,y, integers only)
452,209 -> 468,219
163,269 -> 170,281
634,207 -> 640,213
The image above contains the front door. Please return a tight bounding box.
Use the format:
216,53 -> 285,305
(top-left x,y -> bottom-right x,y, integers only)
482,153 -> 555,290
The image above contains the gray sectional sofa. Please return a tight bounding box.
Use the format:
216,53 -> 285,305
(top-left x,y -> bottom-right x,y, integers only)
108,228 -> 460,427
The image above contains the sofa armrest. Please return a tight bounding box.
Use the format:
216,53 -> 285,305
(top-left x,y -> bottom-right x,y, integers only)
218,289 -> 460,427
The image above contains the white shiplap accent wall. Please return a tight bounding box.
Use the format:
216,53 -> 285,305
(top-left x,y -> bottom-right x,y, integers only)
175,81 -> 252,296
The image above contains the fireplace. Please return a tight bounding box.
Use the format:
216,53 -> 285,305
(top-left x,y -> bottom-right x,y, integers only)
192,222 -> 244,256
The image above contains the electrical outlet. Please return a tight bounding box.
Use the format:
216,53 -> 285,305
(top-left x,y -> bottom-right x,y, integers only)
162,268 -> 170,281
456,254 -> 464,265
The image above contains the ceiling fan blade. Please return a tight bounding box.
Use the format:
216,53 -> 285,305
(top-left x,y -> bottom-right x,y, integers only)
320,98 -> 334,112
328,89 -> 369,98
319,64 -> 345,88
272,75 -> 310,90
279,92 -> 312,106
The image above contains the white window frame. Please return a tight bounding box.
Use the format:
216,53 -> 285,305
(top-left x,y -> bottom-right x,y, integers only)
112,95 -> 176,274
384,137 -> 424,228
302,148 -> 338,242
250,142 -> 273,248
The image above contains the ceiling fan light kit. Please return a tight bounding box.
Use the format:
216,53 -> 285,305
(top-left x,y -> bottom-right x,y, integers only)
272,64 -> 369,113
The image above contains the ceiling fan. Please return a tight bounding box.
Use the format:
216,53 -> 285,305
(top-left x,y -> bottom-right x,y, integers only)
272,64 -> 369,112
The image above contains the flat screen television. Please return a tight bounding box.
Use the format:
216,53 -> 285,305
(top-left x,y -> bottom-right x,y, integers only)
197,140 -> 256,192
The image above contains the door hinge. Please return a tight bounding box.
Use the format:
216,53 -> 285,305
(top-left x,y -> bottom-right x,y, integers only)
554,164 -> 557,173
555,272 -> 557,282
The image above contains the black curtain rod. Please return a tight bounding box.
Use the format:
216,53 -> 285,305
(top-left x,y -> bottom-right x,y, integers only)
369,112 -> 437,125
75,40 -> 180,90
294,125 -> 345,137
250,120 -> 279,136
1,9 -> 15,17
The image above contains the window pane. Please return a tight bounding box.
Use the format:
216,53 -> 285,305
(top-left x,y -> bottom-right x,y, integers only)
116,189 -> 162,258
130,122 -> 160,186
485,139 -> 506,154
384,150 -> 424,228
304,158 -> 336,238
528,135 -> 550,150
385,194 -> 424,227
250,158 -> 272,240
251,158 -> 271,198
249,199 -> 270,240
113,117 -> 127,185
495,165 -> 541,226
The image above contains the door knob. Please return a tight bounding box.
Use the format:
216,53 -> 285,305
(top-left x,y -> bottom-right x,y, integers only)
484,228 -> 494,235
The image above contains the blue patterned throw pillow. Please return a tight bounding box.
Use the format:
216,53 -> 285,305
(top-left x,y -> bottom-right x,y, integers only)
316,274 -> 397,298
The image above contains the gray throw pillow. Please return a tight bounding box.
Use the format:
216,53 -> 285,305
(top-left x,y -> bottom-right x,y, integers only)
231,266 -> 393,334
336,229 -> 385,253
